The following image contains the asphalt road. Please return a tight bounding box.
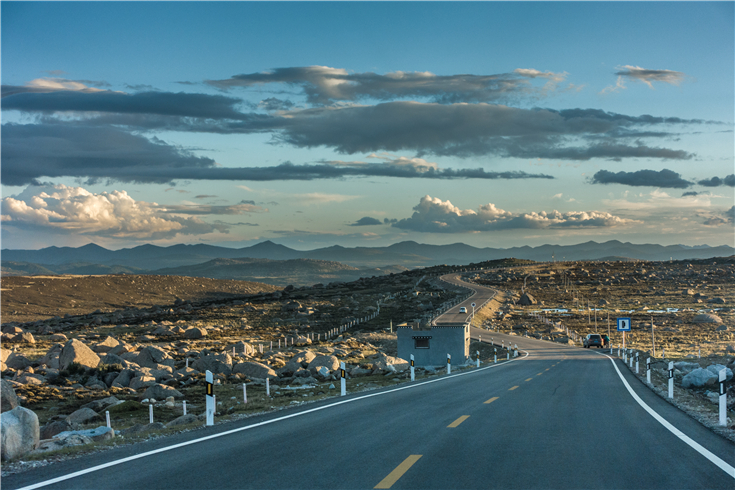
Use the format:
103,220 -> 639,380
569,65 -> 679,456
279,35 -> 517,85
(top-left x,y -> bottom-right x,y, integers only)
5,277 -> 735,489
435,273 -> 496,325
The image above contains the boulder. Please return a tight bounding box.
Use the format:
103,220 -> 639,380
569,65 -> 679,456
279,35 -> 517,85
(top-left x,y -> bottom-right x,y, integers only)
315,366 -> 331,378
518,293 -> 537,306
1,407 -> 40,460
130,376 -> 157,391
81,396 -> 121,413
67,408 -> 101,426
17,373 -> 46,386
59,339 -> 100,370
232,361 -> 278,380
53,426 -> 115,443
100,353 -> 125,366
112,369 -> 135,388
0,347 -> 10,370
136,346 -> 171,369
307,355 -> 340,372
707,297 -> 726,304
40,419 -> 74,440
184,327 -> 207,339
35,434 -> 92,453
166,414 -> 199,428
692,314 -> 723,324
681,368 -> 718,388
372,354 -> 409,373
10,332 -> 36,344
1,379 -> 21,413
140,384 -> 184,400
192,353 -> 233,376
283,351 -> 317,374
48,334 -> 68,342
92,336 -> 120,354
5,353 -> 32,371
673,362 -> 700,373
230,341 -> 254,356
706,364 -> 733,381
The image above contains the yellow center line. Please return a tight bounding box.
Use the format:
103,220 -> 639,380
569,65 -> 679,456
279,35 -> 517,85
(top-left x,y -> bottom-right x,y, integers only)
545,368 -> 550,371
448,415 -> 470,428
508,385 -> 519,391
525,377 -> 532,382
484,396 -> 499,404
537,373 -> 542,376
375,455 -> 423,489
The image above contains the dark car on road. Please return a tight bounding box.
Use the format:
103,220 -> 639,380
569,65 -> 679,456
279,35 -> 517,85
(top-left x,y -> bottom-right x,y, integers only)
584,334 -> 604,348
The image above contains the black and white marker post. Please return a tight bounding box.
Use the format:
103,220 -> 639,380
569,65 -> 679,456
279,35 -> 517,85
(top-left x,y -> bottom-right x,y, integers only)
476,351 -> 480,368
494,348 -> 497,364
635,352 -> 639,374
646,357 -> 651,384
668,361 -> 674,399
447,354 -> 451,375
205,370 -> 214,426
340,362 -> 346,396
719,369 -> 727,426
410,355 -> 415,382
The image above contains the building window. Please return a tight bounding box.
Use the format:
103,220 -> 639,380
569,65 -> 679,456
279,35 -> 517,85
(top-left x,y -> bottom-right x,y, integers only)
414,338 -> 430,349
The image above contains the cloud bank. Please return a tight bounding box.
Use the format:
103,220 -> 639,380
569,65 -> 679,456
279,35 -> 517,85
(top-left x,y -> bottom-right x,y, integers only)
392,195 -> 638,233
205,65 -> 568,105
590,169 -> 692,188
697,175 -> 735,187
1,185 -> 247,239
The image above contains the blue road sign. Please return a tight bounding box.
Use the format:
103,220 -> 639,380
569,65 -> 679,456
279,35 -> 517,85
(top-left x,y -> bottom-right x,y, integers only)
617,317 -> 631,331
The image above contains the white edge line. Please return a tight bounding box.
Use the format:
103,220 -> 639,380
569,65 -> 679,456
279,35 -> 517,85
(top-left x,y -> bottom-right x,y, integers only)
16,349 -> 530,490
599,351 -> 735,479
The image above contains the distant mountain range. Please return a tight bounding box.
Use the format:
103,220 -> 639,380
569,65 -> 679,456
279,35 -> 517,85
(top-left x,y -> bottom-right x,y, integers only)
3,239 -> 733,271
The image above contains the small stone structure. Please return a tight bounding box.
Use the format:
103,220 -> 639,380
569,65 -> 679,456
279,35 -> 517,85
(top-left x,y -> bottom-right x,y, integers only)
397,321 -> 470,368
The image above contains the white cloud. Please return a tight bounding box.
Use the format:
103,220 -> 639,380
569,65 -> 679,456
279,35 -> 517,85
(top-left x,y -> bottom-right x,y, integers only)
289,192 -> 361,205
1,184 -> 231,239
392,195 -> 637,233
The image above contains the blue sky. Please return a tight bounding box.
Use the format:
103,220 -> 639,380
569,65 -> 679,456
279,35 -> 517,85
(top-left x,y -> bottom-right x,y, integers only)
2,2 -> 733,251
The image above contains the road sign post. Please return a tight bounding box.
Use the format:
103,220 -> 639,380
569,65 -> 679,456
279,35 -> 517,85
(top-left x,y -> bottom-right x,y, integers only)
617,317 -> 631,351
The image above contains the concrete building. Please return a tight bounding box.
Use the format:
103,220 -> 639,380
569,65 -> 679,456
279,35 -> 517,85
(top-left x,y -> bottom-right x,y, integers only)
397,322 -> 470,368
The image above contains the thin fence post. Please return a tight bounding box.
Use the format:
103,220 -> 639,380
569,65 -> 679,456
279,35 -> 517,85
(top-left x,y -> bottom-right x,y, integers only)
183,400 -> 187,415
243,383 -> 247,403
149,403 -> 153,424
106,411 -> 111,430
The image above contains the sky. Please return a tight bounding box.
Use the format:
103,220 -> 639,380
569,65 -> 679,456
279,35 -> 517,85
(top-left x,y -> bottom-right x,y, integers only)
1,1 -> 733,251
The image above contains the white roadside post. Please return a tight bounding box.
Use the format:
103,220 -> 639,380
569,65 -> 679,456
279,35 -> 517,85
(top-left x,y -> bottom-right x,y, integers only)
106,411 -> 111,430
243,383 -> 247,403
149,403 -> 153,424
646,358 -> 651,384
476,351 -> 480,368
410,355 -> 415,381
185,358 -> 189,368
635,353 -> 639,374
183,400 -> 187,415
447,354 -> 451,375
629,350 -> 634,368
205,370 -> 214,426
494,348 -> 497,364
266,378 -> 270,397
340,362 -> 346,396
506,350 -> 509,361
719,369 -> 727,426
668,361 -> 674,399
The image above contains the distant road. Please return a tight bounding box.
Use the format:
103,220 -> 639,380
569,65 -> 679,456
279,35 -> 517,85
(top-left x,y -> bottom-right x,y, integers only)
5,276 -> 734,489
434,273 -> 497,325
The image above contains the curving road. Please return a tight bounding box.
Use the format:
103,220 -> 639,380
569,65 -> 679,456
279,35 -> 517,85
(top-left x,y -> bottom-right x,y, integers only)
4,275 -> 734,490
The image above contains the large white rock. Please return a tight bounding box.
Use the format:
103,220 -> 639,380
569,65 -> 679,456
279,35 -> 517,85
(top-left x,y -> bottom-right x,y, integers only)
59,339 -> 100,370
681,368 -> 718,388
307,355 -> 340,372
232,361 -> 277,380
1,407 -> 40,460
192,353 -> 233,376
